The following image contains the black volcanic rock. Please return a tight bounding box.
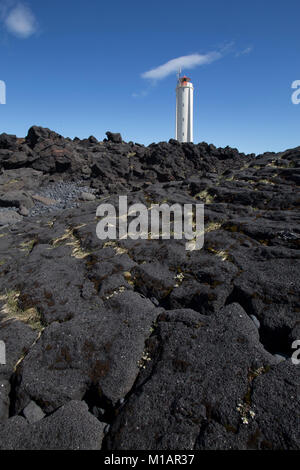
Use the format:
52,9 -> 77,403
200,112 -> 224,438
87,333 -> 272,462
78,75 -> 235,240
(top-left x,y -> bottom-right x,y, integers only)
0,125 -> 299,450
13,291 -> 160,414
0,133 -> 17,150
88,135 -> 98,144
105,131 -> 122,143
0,401 -> 105,450
25,126 -> 63,149
106,304 -> 298,450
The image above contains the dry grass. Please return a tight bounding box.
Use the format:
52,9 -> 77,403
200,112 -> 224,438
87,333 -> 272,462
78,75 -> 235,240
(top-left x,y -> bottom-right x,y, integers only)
257,179 -> 275,185
195,190 -> 215,204
19,239 -> 37,255
123,271 -> 134,286
207,247 -> 233,262
52,227 -> 91,259
205,221 -> 222,233
104,286 -> 126,300
0,290 -> 43,331
103,240 -> 128,255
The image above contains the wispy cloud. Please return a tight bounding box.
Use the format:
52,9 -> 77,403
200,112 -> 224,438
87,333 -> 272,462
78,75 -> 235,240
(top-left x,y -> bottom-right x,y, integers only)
1,2 -> 38,38
132,89 -> 149,99
141,52 -> 221,81
235,46 -> 253,57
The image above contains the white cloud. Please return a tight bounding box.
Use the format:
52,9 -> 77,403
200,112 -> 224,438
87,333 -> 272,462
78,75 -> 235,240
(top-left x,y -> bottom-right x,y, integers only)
141,52 -> 221,81
4,3 -> 37,38
235,46 -> 253,57
132,90 -> 149,98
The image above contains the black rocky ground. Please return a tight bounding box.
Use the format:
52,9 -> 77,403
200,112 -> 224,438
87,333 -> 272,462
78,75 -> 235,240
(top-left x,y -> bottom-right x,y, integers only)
0,126 -> 299,450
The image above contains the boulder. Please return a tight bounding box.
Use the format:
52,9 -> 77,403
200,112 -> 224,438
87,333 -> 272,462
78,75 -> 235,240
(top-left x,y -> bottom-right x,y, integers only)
106,304 -> 299,450
0,401 -> 105,450
26,126 -> 63,149
2,152 -> 28,169
0,191 -> 34,209
0,168 -> 44,193
14,291 -> 160,413
0,320 -> 38,380
0,133 -> 17,150
0,211 -> 23,226
23,401 -> 45,423
105,132 -> 122,143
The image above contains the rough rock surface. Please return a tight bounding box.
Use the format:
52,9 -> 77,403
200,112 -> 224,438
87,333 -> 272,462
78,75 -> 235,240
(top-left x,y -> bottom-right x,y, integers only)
0,126 -> 299,450
0,401 -> 105,449
0,379 -> 10,422
0,210 -> 23,226
23,400 -> 45,423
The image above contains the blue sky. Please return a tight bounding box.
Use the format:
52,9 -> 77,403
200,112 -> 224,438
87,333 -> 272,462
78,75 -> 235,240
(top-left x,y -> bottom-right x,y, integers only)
0,0 -> 299,154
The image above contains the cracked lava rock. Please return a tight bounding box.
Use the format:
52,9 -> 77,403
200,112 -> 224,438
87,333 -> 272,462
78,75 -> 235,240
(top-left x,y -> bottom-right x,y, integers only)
0,126 -> 299,450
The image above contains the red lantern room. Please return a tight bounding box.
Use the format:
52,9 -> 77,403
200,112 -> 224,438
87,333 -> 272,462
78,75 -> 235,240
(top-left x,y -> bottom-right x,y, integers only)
178,76 -> 191,86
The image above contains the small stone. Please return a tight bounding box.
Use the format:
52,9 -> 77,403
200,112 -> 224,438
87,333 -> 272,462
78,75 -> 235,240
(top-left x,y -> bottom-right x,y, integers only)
32,194 -> 57,206
19,205 -> 29,216
92,406 -> 105,418
23,401 -> 46,423
250,314 -> 260,329
79,192 -> 96,201
274,354 -> 287,363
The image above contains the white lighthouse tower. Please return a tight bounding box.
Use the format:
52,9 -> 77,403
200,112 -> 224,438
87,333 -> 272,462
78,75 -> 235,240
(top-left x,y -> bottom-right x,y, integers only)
175,73 -> 194,143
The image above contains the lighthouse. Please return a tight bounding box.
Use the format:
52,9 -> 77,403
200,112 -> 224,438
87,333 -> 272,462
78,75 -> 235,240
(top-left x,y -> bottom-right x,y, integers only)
175,74 -> 194,143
